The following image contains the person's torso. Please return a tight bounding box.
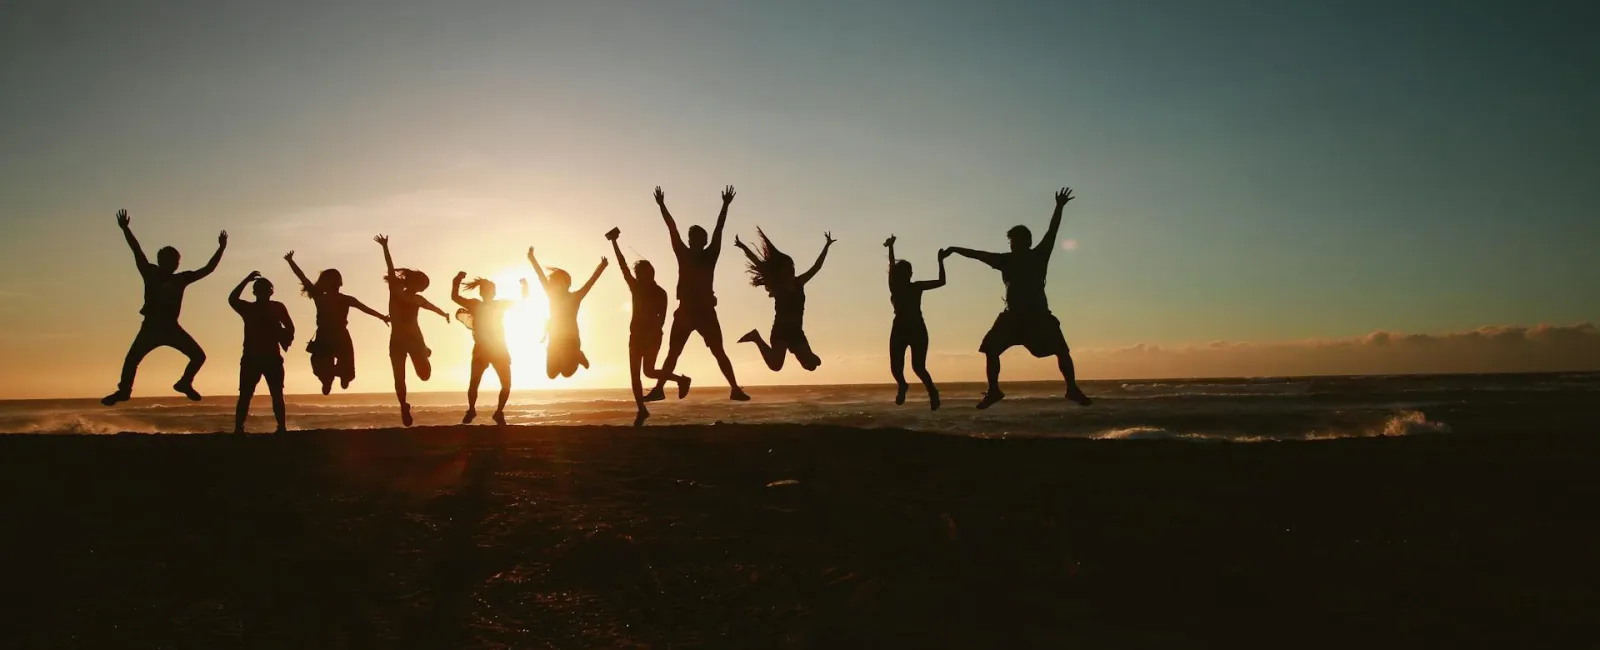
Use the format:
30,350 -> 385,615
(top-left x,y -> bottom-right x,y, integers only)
314,293 -> 351,330
890,284 -> 923,319
472,300 -> 510,347
1001,251 -> 1049,312
388,290 -> 421,330
675,249 -> 716,304
141,270 -> 187,322
772,282 -> 806,327
547,290 -> 581,336
238,301 -> 285,358
632,284 -> 669,332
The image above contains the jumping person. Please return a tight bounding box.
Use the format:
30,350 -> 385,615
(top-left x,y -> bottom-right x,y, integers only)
649,186 -> 750,401
284,251 -> 390,395
884,235 -> 948,409
228,271 -> 294,433
945,187 -> 1091,409
733,229 -> 835,372
375,235 -> 449,426
607,228 -> 690,426
103,209 -> 227,406
452,272 -> 524,425
527,247 -> 607,379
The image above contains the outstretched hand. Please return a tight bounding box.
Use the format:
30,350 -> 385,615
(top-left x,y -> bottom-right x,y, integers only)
245,270 -> 262,281
733,234 -> 746,249
374,234 -> 389,247
1055,187 -> 1075,206
599,257 -> 610,268
116,209 -> 130,229
721,185 -> 737,204
283,250 -> 294,262
218,230 -> 229,246
653,186 -> 666,206
823,231 -> 837,247
526,246 -> 537,263
454,271 -> 468,282
938,248 -> 952,260
884,235 -> 896,248
443,312 -> 451,323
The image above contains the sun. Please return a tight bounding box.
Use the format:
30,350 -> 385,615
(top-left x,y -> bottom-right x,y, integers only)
490,270 -> 550,388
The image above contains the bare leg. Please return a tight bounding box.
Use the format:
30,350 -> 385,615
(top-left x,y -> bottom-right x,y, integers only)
107,328 -> 161,403
464,356 -> 487,423
492,359 -> 512,424
652,317 -> 693,395
977,352 -> 1004,409
235,366 -> 258,434
739,329 -> 788,371
391,352 -> 413,426
910,338 -> 938,410
1058,352 -> 1092,405
889,335 -> 909,405
170,327 -> 207,399
629,350 -> 648,426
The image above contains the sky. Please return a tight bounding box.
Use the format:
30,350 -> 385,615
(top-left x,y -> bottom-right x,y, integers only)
1,0 -> 1597,399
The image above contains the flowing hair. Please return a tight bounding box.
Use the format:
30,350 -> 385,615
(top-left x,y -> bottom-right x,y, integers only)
462,277 -> 495,294
304,268 -> 342,297
744,228 -> 796,296
384,268 -> 430,293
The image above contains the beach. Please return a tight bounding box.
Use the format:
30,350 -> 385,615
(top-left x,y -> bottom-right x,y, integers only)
3,424 -> 1596,648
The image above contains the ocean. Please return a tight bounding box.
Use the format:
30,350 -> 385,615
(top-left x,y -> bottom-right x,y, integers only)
3,372 -> 1594,440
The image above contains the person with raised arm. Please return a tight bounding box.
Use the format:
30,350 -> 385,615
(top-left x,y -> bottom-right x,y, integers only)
228,271 -> 294,434
527,247 -> 607,379
607,228 -> 690,426
733,229 -> 835,372
649,185 -> 750,401
103,209 -> 227,406
884,235 -> 948,409
452,272 -> 523,425
945,187 -> 1091,409
284,251 -> 390,395
374,235 -> 449,426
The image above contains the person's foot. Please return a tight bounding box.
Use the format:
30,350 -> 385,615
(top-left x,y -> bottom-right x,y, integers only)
173,382 -> 202,402
644,386 -> 667,402
401,403 -> 414,427
232,427 -> 246,435
461,409 -> 476,424
929,389 -> 941,411
677,375 -> 692,400
633,407 -> 649,427
737,329 -> 760,344
101,390 -> 131,407
895,383 -> 908,406
273,426 -> 287,435
340,376 -> 352,390
492,411 -> 507,426
320,380 -> 333,396
578,353 -> 590,369
730,387 -> 751,401
976,390 -> 1005,410
1067,386 -> 1093,406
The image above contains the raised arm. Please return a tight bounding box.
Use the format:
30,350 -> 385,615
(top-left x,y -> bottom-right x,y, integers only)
346,295 -> 390,325
916,250 -> 950,290
229,271 -> 258,311
526,247 -> 550,289
732,234 -> 762,266
885,235 -> 897,268
609,237 -> 636,288
191,230 -> 228,280
284,251 -> 318,297
576,257 -> 609,299
798,232 -> 836,285
375,234 -> 396,278
1038,187 -> 1074,256
115,209 -> 151,270
708,185 -> 735,255
654,187 -> 686,254
451,272 -> 472,309
946,246 -> 1005,270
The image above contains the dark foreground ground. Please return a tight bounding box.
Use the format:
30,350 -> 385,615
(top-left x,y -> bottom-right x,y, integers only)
1,426 -> 1597,649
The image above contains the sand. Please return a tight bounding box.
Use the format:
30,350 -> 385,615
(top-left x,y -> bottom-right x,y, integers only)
1,425 -> 1596,648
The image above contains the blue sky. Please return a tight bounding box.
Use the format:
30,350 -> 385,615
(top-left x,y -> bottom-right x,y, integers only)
1,0 -> 1596,398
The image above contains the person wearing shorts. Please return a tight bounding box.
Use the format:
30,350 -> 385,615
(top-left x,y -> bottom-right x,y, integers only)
648,185 -> 749,401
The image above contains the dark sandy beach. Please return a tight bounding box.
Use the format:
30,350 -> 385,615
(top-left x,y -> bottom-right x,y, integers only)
2,425 -> 1596,648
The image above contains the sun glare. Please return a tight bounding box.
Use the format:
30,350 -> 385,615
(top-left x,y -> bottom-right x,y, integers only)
492,270 -> 550,388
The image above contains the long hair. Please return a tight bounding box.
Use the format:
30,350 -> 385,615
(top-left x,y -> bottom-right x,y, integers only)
305,268 -> 342,296
744,228 -> 796,295
385,268 -> 430,293
889,259 -> 913,288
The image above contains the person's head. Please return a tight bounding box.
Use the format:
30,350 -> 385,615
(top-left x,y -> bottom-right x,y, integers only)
549,268 -> 572,291
155,246 -> 181,273
464,277 -> 497,300
304,268 -> 342,296
634,259 -> 656,285
890,259 -> 913,287
744,228 -> 796,294
251,277 -> 274,301
687,224 -> 708,251
387,268 -> 430,294
1007,225 -> 1032,253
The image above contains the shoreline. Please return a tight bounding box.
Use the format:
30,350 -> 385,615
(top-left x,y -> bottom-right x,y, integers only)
3,425 -> 1597,647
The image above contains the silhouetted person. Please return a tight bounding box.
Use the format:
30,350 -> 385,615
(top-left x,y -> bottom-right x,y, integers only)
103,209 -> 227,406
885,235 -> 948,409
527,247 -> 607,379
608,228 -> 690,426
734,229 -> 835,372
375,235 -> 450,426
229,271 -> 293,433
284,251 -> 390,395
946,187 -> 1091,409
650,186 -> 750,401
452,273 -> 525,425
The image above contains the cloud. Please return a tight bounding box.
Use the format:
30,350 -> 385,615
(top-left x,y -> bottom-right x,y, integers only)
1076,323 -> 1600,378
